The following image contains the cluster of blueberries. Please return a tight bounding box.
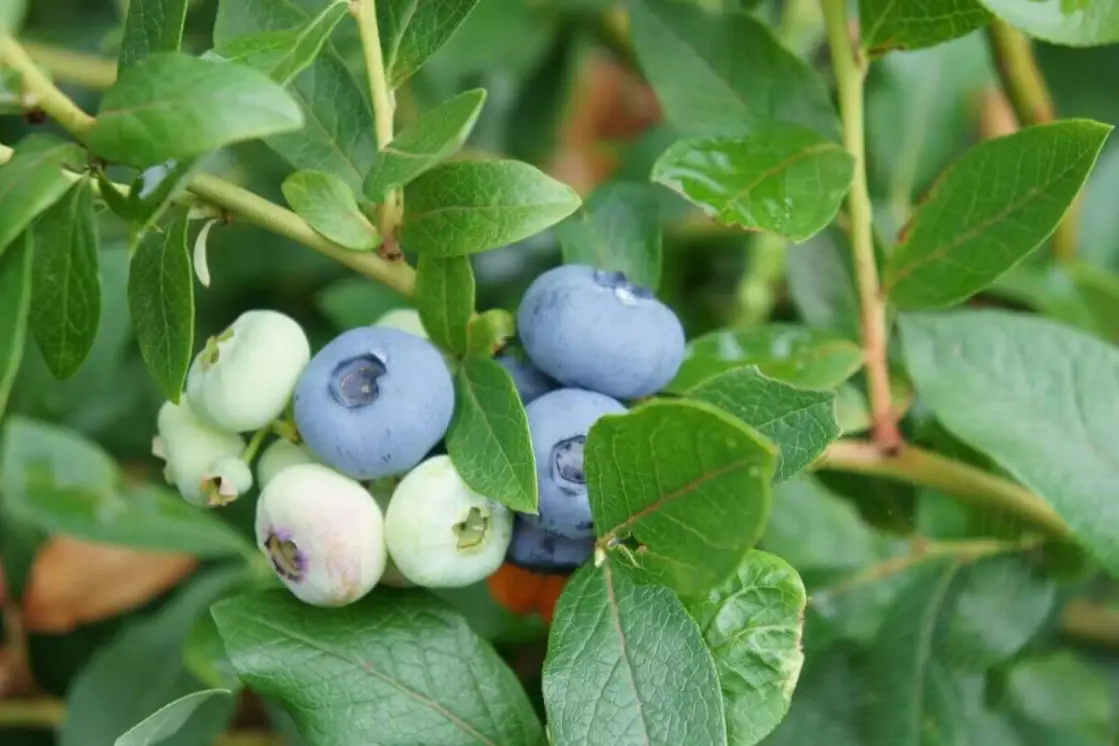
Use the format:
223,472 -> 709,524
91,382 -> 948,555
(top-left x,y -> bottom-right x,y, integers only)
151,263 -> 685,608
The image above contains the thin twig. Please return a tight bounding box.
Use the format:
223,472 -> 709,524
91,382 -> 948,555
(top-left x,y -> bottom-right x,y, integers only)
20,40 -> 117,89
820,0 -> 900,451
1060,597 -> 1119,648
818,440 -> 1071,539
352,0 -> 403,247
810,537 -> 1035,604
0,35 -> 416,297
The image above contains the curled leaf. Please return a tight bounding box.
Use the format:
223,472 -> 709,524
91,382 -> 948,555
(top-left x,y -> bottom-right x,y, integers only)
192,218 -> 220,288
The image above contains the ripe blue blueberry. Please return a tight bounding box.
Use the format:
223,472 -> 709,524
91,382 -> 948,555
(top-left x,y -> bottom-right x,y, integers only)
495,350 -> 557,404
292,326 -> 454,480
517,264 -> 686,400
525,388 -> 625,540
384,455 -> 513,588
255,463 -> 386,607
506,516 -> 594,574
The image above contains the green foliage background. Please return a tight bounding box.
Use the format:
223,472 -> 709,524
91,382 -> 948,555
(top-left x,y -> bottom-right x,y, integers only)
2,0 -> 1119,744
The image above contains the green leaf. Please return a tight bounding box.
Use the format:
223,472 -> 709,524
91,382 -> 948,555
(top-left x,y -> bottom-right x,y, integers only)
28,179 -> 101,380
128,208 -> 194,403
315,277 -> 408,329
445,358 -> 537,513
687,550 -> 805,746
588,399 -> 776,594
467,308 -> 514,357
652,129 -> 854,243
1003,651 -> 1114,737
363,89 -> 487,201
860,0 -> 992,56
556,182 -> 663,290
211,589 -> 547,746
115,690 -> 233,746
119,0 -> 189,70
681,366 -> 839,482
883,120 -> 1112,309
978,0 -> 1119,47
0,134 -> 86,258
281,170 -> 380,251
87,52 -> 304,168
866,35 -> 995,215
0,0 -> 26,32
765,475 -> 879,571
414,254 -> 475,355
378,0 -> 481,86
899,310 -> 1119,575
786,231 -> 860,339
0,416 -> 253,558
213,1 -> 348,85
861,558 -> 986,746
762,652 -> 861,746
60,568 -> 246,746
933,554 -> 1055,671
402,160 -> 581,256
629,0 -> 837,137
10,481 -> 255,559
214,0 -> 377,193
0,232 -> 32,421
183,613 -> 242,691
0,415 -> 115,495
542,559 -> 727,746
669,325 -> 863,392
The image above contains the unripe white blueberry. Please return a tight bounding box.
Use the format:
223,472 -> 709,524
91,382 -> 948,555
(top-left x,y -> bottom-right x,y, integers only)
255,463 -> 386,607
201,456 -> 253,506
370,484 -> 412,588
374,307 -> 428,339
154,400 -> 245,506
186,310 -> 311,432
385,455 -> 513,588
256,439 -> 318,489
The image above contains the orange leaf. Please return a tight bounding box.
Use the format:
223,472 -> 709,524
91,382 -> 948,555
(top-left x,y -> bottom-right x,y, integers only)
21,537 -> 197,634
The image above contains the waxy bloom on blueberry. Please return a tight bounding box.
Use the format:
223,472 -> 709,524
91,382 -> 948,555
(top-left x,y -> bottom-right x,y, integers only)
255,463 -> 386,607
201,456 -> 253,506
292,326 -> 454,480
385,455 -> 513,588
495,349 -> 557,404
186,310 -> 311,432
525,388 -> 625,540
506,516 -> 594,574
256,439 -> 318,489
517,264 -> 686,400
374,307 -> 429,339
153,400 -> 245,506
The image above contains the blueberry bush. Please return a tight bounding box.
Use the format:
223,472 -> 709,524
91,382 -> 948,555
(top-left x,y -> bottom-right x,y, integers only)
1,0 -> 1119,744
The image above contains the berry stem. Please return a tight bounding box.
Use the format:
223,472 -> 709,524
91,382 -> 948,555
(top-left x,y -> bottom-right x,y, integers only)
242,426 -> 271,465
820,0 -> 900,452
